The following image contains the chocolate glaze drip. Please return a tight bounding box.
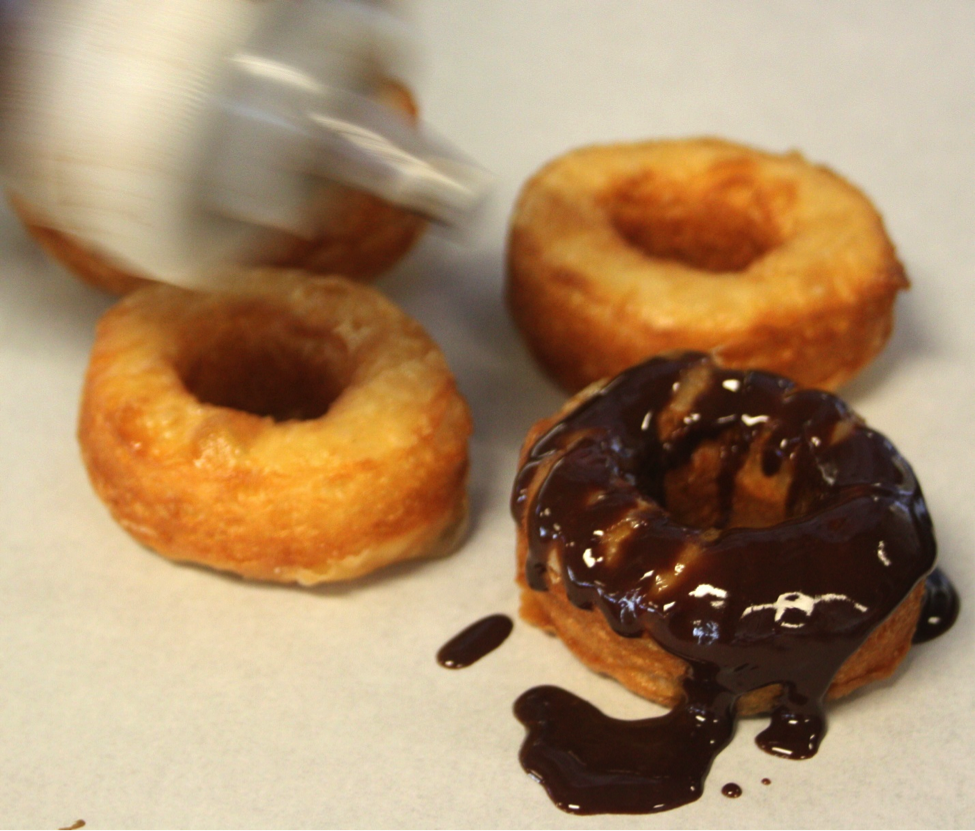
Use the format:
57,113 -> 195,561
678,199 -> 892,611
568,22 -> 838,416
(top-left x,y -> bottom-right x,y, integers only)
722,783 -> 743,799
437,614 -> 513,669
913,568 -> 959,643
512,353 -> 940,814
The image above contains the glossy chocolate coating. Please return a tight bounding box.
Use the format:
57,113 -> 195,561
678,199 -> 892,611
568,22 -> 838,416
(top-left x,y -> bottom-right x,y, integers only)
515,683 -> 735,814
512,352 -> 940,813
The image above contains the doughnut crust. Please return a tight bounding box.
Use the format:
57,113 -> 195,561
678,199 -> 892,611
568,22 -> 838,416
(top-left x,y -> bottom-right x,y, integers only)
512,353 -> 933,715
79,270 -> 471,584
10,80 -> 426,293
518,544 -> 924,716
507,137 -> 908,392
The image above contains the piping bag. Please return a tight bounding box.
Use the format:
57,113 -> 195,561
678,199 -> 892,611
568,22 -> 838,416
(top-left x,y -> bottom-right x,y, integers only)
0,0 -> 490,288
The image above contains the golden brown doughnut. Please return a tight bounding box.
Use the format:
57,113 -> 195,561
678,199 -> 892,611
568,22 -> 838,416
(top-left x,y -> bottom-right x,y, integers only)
79,270 -> 472,584
512,352 -> 935,726
10,80 -> 426,294
507,137 -> 908,392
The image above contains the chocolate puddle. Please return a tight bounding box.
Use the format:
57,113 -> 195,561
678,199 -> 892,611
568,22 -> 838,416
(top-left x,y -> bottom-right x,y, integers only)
515,682 -> 735,814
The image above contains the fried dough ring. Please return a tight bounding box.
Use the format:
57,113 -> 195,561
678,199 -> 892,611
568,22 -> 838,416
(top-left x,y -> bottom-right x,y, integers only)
512,353 -> 933,715
9,80 -> 426,294
507,137 -> 908,392
78,270 -> 472,584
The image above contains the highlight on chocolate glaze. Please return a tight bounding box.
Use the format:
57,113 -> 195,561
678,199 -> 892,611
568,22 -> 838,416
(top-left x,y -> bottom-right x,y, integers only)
510,351 -> 957,815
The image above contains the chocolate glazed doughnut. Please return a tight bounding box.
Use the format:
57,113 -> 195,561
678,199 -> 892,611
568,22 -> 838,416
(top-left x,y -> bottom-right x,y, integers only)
511,352 -> 940,814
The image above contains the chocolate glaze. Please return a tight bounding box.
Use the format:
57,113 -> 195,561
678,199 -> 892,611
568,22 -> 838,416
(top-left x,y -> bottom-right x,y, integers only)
437,614 -> 513,669
913,568 -> 959,644
722,783 -> 743,799
512,353 -> 942,814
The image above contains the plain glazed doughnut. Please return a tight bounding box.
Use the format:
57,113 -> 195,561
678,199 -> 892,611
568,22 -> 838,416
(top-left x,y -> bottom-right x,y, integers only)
79,270 -> 472,584
512,352 -> 934,738
507,137 -> 908,392
9,80 -> 426,294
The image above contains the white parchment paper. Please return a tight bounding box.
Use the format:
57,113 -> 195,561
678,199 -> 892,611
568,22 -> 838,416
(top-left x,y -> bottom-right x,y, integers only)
2,2 -> 973,827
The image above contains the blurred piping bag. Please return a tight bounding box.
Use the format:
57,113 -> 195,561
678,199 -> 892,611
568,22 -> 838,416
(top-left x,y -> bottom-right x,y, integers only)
0,0 -> 490,288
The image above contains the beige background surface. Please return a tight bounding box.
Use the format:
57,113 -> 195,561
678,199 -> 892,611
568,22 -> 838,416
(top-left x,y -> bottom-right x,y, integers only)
2,1 -> 973,827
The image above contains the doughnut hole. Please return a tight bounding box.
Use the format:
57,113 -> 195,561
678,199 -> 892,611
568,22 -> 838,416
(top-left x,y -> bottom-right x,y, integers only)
604,163 -> 793,273
658,416 -> 853,533
660,438 -> 793,532
648,363 -> 797,530
175,298 -> 351,422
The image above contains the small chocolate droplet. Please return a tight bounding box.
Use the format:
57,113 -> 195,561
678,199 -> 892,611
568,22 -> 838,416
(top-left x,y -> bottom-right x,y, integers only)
913,568 -> 959,643
722,782 -> 743,799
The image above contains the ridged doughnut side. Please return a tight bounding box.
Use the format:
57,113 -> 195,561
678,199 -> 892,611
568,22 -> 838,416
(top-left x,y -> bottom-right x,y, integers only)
516,549 -> 925,714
